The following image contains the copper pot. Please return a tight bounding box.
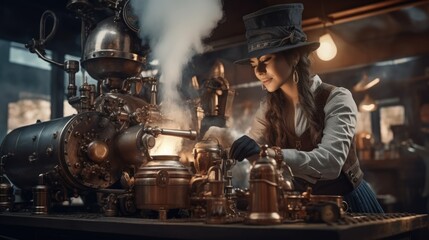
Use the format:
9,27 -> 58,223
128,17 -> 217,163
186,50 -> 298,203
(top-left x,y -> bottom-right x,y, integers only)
134,155 -> 191,211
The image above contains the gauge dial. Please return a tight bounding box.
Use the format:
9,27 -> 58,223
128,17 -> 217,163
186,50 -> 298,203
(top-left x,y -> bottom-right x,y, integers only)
123,0 -> 139,32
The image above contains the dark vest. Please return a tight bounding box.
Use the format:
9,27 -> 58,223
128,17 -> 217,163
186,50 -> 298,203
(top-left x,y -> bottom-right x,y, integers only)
288,83 -> 363,195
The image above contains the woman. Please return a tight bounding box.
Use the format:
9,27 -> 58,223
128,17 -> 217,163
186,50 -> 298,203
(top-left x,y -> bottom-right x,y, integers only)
229,3 -> 383,213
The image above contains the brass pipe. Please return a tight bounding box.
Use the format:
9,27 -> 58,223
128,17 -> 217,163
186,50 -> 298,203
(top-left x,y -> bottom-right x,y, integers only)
144,127 -> 197,140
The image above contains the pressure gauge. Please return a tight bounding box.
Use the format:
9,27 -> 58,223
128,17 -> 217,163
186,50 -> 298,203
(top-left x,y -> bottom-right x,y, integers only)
122,0 -> 139,32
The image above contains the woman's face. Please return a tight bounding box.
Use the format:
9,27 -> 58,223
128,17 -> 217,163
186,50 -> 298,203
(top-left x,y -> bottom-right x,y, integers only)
250,53 -> 294,92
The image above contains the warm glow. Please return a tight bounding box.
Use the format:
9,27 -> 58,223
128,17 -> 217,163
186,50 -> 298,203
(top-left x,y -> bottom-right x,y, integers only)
359,94 -> 377,112
365,77 -> 380,90
316,33 -> 337,61
150,135 -> 183,155
361,103 -> 376,112
353,73 -> 381,92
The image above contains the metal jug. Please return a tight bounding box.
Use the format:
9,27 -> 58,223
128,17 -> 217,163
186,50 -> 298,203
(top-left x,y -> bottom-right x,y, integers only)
246,145 -> 282,225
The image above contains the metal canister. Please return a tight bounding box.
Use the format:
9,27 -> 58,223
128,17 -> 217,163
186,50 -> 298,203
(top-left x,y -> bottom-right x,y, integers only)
134,155 -> 191,212
0,112 -> 120,191
33,184 -> 49,215
246,145 -> 282,225
0,183 -> 14,211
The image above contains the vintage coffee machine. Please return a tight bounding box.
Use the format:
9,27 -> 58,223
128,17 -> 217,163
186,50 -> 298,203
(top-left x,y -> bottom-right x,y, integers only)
0,0 -> 346,224
0,0 -> 197,214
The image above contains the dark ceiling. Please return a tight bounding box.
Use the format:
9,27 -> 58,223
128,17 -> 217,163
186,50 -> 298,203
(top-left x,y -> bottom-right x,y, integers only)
210,0 -> 429,73
1,0 -> 429,73
210,0 -> 424,47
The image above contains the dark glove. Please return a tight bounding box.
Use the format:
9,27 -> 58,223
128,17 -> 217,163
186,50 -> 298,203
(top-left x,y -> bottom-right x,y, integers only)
229,135 -> 260,161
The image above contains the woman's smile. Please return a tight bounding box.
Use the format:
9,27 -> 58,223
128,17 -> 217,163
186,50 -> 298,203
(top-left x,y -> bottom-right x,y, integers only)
261,78 -> 273,86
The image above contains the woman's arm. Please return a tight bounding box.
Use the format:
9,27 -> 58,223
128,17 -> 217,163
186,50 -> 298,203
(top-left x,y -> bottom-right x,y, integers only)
245,88 -> 357,183
283,87 -> 357,183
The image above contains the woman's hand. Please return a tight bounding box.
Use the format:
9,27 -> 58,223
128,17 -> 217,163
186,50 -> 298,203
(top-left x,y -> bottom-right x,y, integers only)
229,135 -> 260,161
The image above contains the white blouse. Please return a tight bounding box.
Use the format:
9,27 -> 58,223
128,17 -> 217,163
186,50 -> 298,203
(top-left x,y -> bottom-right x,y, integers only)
248,75 -> 358,184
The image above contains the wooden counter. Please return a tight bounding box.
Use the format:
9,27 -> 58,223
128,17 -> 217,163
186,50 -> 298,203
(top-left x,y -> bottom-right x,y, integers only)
0,212 -> 427,240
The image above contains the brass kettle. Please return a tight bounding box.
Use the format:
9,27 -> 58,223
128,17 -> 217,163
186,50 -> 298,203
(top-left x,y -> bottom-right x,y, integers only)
246,145 -> 282,225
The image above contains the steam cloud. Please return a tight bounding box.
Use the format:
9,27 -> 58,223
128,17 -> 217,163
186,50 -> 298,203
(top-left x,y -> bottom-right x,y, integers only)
130,0 -> 223,155
131,0 -> 223,124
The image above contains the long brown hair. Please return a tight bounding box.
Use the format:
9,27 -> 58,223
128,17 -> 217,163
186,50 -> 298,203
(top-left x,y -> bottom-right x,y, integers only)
265,49 -> 322,147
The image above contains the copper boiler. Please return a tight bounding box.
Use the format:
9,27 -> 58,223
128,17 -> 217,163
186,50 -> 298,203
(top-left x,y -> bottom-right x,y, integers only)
134,155 -> 192,213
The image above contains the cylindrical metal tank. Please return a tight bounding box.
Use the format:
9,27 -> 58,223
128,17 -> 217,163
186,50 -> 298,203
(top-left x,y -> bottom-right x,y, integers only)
0,112 -> 120,191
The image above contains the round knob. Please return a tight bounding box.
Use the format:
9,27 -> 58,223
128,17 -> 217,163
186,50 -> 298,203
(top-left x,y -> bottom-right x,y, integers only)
87,140 -> 109,163
142,134 -> 156,149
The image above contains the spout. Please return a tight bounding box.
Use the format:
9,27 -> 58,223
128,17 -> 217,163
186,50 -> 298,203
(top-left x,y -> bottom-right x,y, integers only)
144,126 -> 197,140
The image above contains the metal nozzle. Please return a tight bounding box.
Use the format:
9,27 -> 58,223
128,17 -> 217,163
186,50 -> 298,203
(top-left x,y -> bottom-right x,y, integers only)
144,127 -> 197,140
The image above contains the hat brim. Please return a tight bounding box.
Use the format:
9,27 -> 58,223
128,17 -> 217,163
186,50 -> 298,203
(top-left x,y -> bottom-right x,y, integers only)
234,41 -> 320,65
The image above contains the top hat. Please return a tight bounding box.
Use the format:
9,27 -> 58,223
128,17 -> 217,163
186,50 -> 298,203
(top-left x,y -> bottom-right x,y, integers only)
235,3 -> 320,64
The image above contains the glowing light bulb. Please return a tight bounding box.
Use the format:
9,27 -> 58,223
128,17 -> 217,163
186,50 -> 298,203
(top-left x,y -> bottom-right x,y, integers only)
359,94 -> 377,112
361,103 -> 376,112
316,33 -> 337,61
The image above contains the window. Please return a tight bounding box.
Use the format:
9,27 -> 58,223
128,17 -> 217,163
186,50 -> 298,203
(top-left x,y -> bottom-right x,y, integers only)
379,105 -> 405,144
8,96 -> 50,132
356,111 -> 372,134
2,40 -> 52,137
9,42 -> 52,70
